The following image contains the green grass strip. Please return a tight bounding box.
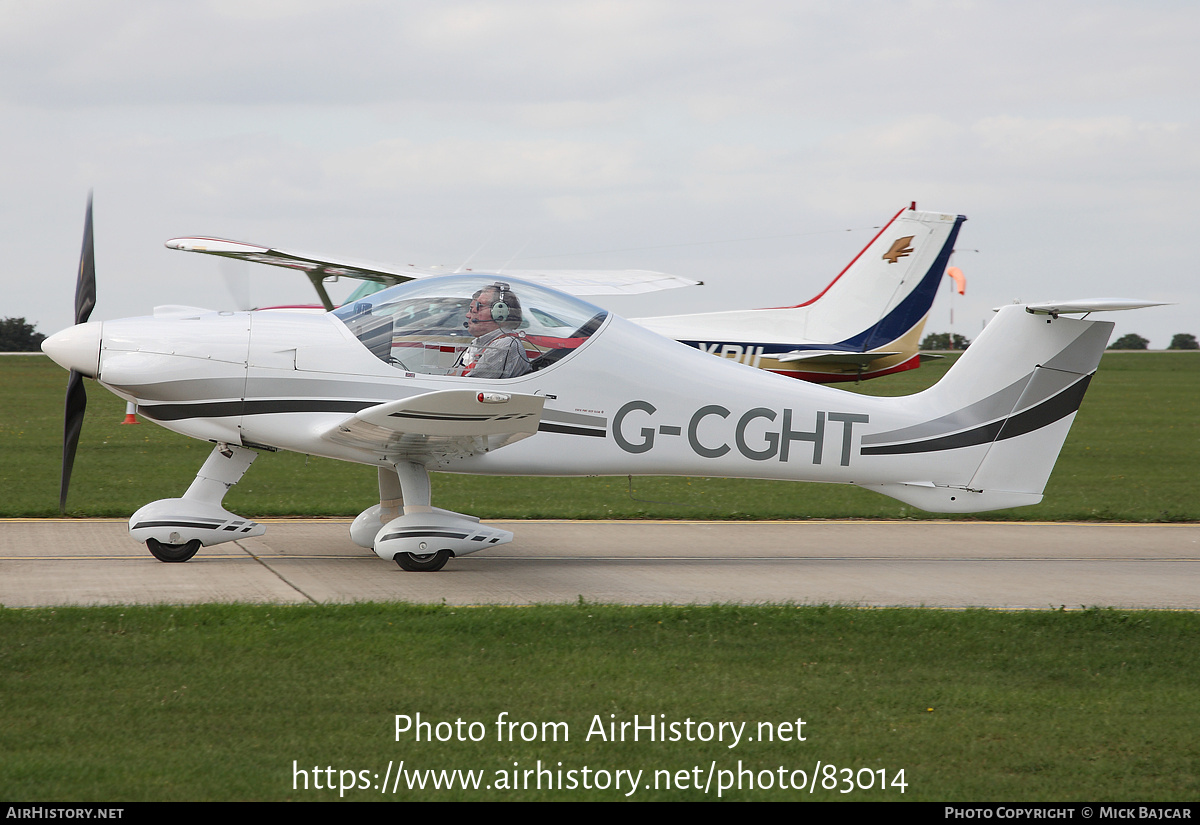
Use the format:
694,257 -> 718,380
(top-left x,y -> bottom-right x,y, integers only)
2,603 -> 1197,801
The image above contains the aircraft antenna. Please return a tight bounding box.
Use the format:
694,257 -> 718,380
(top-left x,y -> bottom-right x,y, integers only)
497,241 -> 531,273
455,234 -> 495,273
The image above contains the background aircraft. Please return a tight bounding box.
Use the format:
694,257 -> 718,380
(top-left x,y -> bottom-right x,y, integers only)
167,203 -> 964,384
634,205 -> 963,382
44,199 -> 1154,572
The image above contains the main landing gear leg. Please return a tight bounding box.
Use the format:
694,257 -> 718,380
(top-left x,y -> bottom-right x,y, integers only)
128,443 -> 266,562
372,461 -> 513,572
349,466 -> 405,549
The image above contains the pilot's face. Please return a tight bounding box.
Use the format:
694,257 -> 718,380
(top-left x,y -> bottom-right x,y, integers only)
466,290 -> 500,337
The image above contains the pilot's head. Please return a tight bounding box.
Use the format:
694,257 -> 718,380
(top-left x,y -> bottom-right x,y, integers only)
466,282 -> 522,337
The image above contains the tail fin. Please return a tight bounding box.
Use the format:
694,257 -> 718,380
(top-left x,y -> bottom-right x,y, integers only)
791,206 -> 965,349
634,205 -> 965,382
860,303 -> 1115,512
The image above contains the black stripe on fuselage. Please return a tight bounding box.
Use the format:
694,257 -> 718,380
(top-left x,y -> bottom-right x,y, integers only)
139,397 -> 610,440
861,373 -> 1092,456
537,421 -> 606,438
138,399 -> 376,421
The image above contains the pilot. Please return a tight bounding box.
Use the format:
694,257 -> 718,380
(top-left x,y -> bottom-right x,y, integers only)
456,282 -> 532,379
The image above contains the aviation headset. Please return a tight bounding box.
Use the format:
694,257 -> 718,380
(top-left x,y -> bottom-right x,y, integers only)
473,282 -> 521,326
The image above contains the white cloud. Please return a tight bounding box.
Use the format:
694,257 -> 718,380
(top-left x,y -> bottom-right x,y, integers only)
972,116 -> 1190,171
323,137 -> 648,194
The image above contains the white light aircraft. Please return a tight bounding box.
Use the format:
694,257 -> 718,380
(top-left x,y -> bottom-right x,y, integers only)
44,198 -> 1161,571
167,203 -> 963,383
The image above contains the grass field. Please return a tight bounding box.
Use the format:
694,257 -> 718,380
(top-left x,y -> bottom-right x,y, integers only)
2,603 -> 1197,801
4,351 -> 1197,520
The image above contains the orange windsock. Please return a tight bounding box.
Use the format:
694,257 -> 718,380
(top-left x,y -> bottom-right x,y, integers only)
946,266 -> 966,295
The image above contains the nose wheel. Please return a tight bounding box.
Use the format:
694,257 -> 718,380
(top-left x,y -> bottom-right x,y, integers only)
146,538 -> 202,563
394,549 -> 452,572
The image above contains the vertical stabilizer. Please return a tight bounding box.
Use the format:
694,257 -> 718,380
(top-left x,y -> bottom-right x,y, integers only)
860,305 -> 1114,512
796,207 -> 964,350
633,205 -> 965,382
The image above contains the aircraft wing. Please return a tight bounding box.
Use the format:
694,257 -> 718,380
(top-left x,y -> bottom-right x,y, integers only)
320,389 -> 544,462
775,349 -> 903,366
482,269 -> 701,295
165,237 -> 700,307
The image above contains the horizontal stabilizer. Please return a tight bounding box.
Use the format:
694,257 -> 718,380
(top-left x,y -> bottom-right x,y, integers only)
1008,298 -> 1171,316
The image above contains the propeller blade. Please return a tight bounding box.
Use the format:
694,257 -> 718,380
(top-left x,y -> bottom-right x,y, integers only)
76,193 -> 96,325
61,369 -> 86,511
218,256 -> 252,311
60,194 -> 96,511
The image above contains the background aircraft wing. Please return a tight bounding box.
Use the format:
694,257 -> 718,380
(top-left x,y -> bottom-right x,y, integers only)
775,349 -> 903,365
166,237 -> 700,308
320,389 -> 544,463
481,269 -> 701,295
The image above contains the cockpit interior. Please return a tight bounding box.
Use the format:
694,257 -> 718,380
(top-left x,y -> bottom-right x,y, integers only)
331,275 -> 608,377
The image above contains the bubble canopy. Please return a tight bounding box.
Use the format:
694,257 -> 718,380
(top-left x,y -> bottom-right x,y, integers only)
330,275 -> 610,376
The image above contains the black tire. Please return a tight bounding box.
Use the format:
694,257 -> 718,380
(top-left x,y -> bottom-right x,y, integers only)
147,537 -> 202,563
395,549 -> 452,572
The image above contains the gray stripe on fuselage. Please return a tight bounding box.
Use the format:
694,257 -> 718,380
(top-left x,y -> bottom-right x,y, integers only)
101,377 -> 246,403
862,320 -> 1104,448
862,366 -> 1082,448
246,376 -> 423,402
861,375 -> 1028,446
542,409 -> 607,427
105,375 -> 423,408
114,374 -> 615,437
862,372 -> 1090,456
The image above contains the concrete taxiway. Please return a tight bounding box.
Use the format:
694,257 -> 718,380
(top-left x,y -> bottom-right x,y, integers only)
2,519 -> 1197,609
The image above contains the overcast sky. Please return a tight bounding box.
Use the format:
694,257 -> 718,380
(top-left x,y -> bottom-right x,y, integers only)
3,0 -> 1196,347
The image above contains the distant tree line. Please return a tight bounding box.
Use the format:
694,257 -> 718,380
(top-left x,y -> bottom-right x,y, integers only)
919,332 -> 971,350
0,317 -> 46,352
922,329 -> 1198,352
1107,333 -> 1199,350
1109,333 -> 1150,350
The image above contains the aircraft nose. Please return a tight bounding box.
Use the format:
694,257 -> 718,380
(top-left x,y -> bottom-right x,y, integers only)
42,322 -> 102,378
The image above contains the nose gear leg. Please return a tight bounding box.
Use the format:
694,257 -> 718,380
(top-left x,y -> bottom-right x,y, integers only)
129,443 -> 265,561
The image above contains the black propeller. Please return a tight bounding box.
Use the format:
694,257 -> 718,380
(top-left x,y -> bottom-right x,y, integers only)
60,193 -> 97,512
